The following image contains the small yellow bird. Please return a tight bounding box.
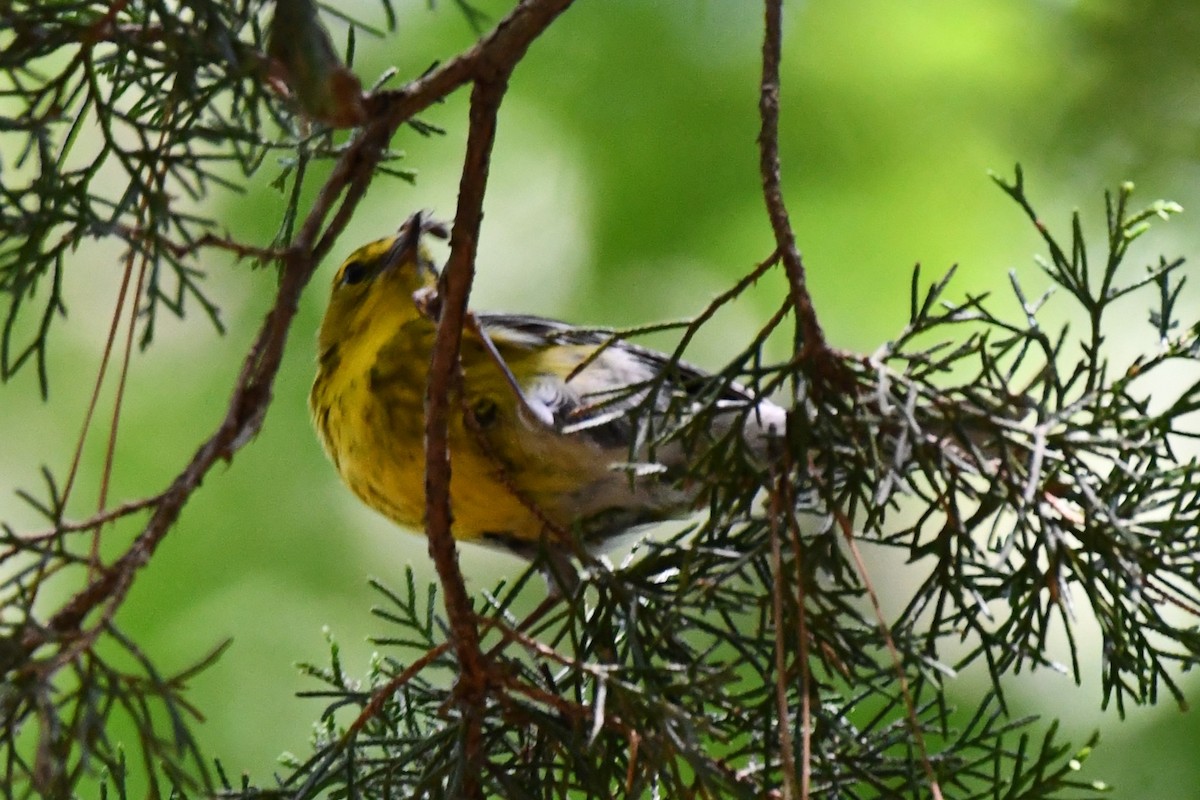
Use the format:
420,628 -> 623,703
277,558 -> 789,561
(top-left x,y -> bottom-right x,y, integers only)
310,213 -> 785,561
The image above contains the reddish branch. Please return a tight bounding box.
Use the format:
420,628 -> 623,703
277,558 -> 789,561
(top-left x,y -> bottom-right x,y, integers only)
10,494 -> 163,545
829,494 -> 946,800
767,468 -> 801,799
23,0 -> 577,670
758,0 -> 827,363
756,8 -> 943,795
423,5 -> 575,792
755,4 -> 819,798
422,75 -> 507,798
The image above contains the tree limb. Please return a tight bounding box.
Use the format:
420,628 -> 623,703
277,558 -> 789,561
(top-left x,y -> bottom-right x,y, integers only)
21,0 -> 578,671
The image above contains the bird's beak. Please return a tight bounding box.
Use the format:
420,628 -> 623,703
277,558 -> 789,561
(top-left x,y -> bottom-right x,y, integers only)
384,210 -> 446,279
379,212 -> 424,275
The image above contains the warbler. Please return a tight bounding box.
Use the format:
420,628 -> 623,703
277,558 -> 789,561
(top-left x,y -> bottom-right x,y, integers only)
310,213 -> 785,561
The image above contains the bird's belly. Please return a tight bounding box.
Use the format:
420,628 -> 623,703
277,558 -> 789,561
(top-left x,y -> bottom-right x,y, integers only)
338,424 -> 550,544
324,379 -> 694,547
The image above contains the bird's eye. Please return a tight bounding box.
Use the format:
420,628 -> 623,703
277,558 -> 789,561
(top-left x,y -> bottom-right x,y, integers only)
340,259 -> 369,286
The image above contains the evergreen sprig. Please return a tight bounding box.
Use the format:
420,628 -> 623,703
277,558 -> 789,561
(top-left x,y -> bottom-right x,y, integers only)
0,0 -> 401,395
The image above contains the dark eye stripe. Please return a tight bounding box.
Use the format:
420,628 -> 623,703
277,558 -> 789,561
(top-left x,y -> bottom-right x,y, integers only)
340,259 -> 369,285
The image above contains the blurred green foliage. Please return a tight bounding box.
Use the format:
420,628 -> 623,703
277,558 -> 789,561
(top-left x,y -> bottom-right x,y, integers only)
3,0 -> 1199,795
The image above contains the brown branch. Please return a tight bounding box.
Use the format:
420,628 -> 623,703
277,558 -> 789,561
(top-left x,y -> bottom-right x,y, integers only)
758,0 -> 827,362
105,225 -> 285,263
421,1 -> 575,795
58,251 -> 134,518
345,641 -> 453,740
768,466 -> 800,800
418,9 -> 576,796
166,232 -> 285,263
781,451 -> 813,800
423,72 -> 510,800
758,7 -> 920,797
22,0 -> 577,666
91,254 -> 145,570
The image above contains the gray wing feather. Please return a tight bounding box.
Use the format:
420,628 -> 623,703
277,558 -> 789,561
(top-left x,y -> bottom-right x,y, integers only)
479,312 -> 784,454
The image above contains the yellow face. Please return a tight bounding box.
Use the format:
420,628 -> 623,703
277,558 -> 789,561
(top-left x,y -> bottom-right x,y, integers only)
316,234 -> 439,358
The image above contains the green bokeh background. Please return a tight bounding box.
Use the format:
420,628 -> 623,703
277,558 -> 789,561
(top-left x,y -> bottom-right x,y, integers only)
4,0 -> 1200,794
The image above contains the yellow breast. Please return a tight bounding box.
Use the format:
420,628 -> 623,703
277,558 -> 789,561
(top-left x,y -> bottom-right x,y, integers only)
311,316 -> 562,545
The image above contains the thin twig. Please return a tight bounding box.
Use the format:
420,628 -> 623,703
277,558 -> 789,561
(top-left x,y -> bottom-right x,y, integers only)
89,115 -> 172,573
344,641 -> 453,740
107,225 -> 285,263
758,0 -> 827,361
60,248 -> 135,522
787,534 -> 812,799
564,248 -> 782,384
826,494 -> 945,800
172,232 -> 283,262
93,252 -> 147,569
768,466 -> 800,800
12,493 -> 165,545
779,445 -> 813,799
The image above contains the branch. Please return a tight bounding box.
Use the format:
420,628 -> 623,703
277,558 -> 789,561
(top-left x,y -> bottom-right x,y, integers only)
768,467 -> 801,799
758,0 -> 828,363
20,0 -> 577,667
423,3 -> 576,793
7,494 -> 164,547
822,477 -> 946,800
422,74 -> 506,799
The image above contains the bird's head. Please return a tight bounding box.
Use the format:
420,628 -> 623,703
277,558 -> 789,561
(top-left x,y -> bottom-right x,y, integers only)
317,213 -> 446,356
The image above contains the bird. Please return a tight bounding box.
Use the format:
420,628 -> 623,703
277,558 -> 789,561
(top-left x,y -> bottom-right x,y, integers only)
310,213 -> 786,569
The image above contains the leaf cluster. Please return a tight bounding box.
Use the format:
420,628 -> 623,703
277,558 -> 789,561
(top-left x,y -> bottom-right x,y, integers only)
0,0 -> 407,395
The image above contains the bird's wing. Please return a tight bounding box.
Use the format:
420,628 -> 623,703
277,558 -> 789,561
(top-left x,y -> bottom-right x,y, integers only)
478,313 -> 775,452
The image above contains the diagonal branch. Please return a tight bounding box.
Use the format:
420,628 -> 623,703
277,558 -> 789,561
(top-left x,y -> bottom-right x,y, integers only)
21,0 -> 577,669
